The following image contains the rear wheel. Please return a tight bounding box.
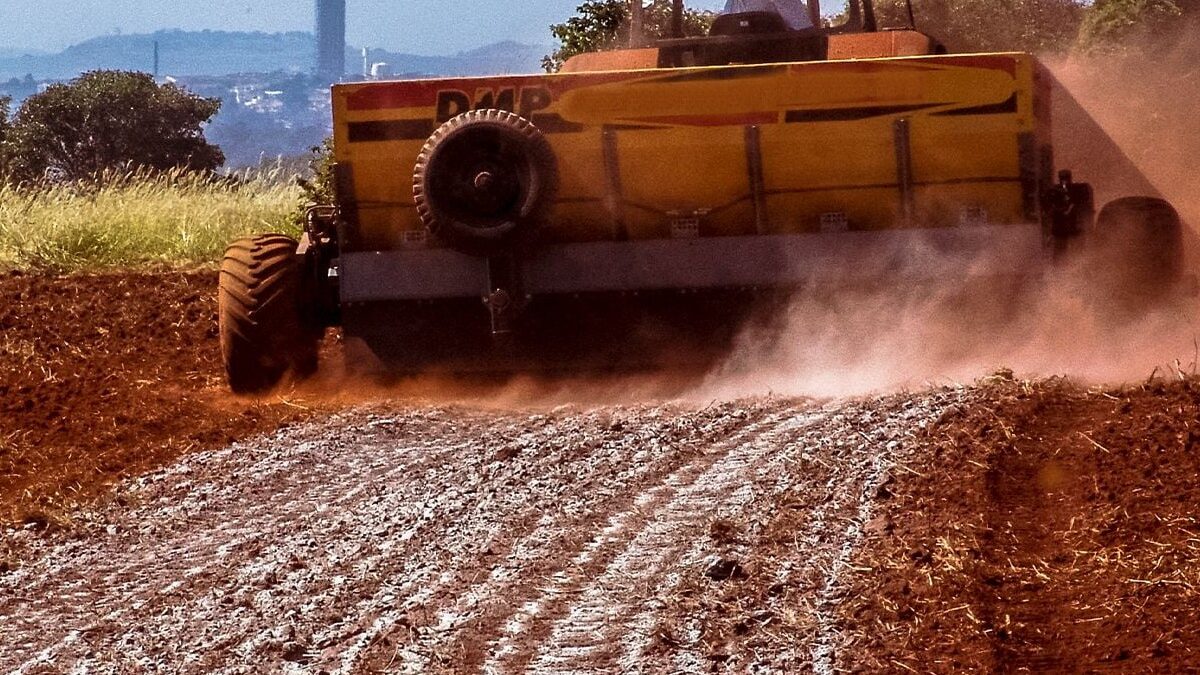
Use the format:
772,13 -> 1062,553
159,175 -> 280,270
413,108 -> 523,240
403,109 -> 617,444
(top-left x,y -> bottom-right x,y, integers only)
1092,196 -> 1184,308
219,234 -> 320,394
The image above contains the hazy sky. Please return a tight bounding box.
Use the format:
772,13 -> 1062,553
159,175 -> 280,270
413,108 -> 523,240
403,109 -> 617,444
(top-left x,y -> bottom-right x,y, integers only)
0,1 -> 730,55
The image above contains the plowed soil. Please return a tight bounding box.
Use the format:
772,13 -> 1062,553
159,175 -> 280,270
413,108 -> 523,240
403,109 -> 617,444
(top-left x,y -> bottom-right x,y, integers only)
0,270 -> 323,528
656,378 -> 1200,673
1,272 -> 1199,673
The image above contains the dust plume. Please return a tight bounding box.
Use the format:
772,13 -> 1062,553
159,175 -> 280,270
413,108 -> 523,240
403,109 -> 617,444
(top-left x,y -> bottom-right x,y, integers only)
701,38 -> 1200,399
698,267 -> 1199,399
1049,27 -> 1200,226
290,346 -> 709,409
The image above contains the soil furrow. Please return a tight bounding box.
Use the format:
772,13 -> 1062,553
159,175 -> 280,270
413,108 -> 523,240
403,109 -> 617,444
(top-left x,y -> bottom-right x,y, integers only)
362,401 -> 788,674
6,379 -> 1189,673
1,410 -> 488,669
642,393 -> 959,672
522,410 -> 823,673
318,410 -> 675,673
472,406 -> 799,675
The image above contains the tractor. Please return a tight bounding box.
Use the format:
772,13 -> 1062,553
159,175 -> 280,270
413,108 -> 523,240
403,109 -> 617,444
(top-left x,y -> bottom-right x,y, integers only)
218,0 -> 1187,393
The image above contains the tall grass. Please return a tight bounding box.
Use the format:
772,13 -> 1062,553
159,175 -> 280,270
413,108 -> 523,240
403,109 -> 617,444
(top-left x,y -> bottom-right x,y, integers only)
0,169 -> 303,273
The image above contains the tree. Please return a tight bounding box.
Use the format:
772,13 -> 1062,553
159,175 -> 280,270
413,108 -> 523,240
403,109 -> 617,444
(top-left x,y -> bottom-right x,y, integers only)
2,70 -> 224,184
543,0 -> 715,72
0,96 -> 10,146
295,137 -> 337,224
875,0 -> 1087,54
1076,0 -> 1195,52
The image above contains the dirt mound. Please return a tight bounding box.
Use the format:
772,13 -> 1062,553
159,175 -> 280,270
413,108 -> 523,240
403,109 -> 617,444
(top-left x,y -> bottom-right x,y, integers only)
0,270 -> 321,528
659,377 -> 1200,672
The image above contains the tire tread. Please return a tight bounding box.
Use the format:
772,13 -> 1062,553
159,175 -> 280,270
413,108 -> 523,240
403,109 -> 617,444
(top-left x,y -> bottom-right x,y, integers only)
218,234 -> 319,394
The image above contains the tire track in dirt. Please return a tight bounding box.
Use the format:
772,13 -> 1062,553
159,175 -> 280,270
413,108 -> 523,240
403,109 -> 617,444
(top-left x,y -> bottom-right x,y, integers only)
626,412 -> 858,673
1,400 -> 790,673
321,415 -> 707,672
632,435 -> 832,672
640,402 -> 942,673
143,408 -> 593,671
0,392 -> 959,673
809,420 -> 923,674
517,411 -> 823,674
471,407 -> 808,675
344,401 -> 787,673
262,415 -> 591,667
642,393 -> 961,673
4,409 -> 490,672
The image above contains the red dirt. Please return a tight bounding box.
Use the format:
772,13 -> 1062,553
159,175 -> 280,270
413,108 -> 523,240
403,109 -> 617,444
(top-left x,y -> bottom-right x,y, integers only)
2,271 -> 1199,673
0,270 -> 324,528
660,376 -> 1200,672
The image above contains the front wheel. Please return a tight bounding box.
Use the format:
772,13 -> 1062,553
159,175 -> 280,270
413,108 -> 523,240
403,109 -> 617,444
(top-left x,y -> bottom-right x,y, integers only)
218,234 -> 321,395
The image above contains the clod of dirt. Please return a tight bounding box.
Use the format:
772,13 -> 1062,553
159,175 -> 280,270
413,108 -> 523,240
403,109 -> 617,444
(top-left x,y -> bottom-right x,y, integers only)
704,556 -> 749,582
707,518 -> 741,545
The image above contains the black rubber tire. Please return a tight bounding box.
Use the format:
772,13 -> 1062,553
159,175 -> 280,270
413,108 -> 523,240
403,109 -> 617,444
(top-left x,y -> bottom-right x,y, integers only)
413,109 -> 558,256
219,234 -> 320,395
1093,196 -> 1184,306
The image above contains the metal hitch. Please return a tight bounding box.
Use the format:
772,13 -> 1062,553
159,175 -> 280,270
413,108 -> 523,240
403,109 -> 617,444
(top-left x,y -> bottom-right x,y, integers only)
1044,169 -> 1095,255
484,255 -> 526,338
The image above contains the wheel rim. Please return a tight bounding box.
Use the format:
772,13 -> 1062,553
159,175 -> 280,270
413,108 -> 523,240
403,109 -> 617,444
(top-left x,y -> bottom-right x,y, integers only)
426,125 -> 535,232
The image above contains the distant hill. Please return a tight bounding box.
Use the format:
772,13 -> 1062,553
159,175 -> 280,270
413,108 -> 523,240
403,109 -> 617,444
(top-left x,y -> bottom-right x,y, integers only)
0,30 -> 550,81
0,48 -> 46,60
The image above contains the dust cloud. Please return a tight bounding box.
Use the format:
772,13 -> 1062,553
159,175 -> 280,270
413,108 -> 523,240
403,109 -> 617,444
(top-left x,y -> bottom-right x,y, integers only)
291,349 -> 708,409
699,267 -> 1199,399
1049,26 -> 1200,225
703,35 -> 1200,398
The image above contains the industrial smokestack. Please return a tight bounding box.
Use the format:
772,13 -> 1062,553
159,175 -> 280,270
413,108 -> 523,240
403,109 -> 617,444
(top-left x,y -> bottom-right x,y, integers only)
315,0 -> 346,81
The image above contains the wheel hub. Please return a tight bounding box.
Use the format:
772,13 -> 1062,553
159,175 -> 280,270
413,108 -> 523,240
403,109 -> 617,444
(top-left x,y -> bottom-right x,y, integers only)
474,171 -> 496,190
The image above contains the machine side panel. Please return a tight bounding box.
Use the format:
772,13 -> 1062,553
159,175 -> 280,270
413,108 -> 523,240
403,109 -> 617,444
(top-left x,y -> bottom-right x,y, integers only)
333,53 -> 1037,251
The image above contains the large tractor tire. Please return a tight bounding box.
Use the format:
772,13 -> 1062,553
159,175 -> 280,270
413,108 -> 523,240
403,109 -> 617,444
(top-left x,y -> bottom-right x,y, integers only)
413,109 -> 558,256
218,234 -> 320,395
1092,196 -> 1184,308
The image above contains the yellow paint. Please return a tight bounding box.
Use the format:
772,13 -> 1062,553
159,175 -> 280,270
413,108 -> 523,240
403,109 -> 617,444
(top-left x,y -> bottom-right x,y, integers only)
333,52 -> 1043,250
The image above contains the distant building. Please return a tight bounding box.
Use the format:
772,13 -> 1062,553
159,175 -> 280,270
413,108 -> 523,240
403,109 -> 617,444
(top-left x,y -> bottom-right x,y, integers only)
315,0 -> 346,81
370,62 -> 391,80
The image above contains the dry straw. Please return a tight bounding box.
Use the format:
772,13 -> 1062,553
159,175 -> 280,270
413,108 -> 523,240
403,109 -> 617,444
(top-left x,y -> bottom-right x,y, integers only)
0,167 -> 303,273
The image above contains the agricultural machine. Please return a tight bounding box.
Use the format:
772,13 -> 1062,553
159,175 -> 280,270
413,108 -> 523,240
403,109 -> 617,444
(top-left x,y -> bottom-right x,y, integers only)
218,0 -> 1187,393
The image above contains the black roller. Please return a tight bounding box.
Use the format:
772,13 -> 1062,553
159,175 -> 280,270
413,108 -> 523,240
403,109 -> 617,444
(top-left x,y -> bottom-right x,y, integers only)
1093,196 -> 1184,306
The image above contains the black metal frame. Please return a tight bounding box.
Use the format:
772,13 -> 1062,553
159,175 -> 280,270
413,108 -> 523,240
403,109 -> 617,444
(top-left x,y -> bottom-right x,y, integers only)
654,0 -> 893,68
298,204 -> 343,329
337,226 -> 1047,305
663,0 -> 886,37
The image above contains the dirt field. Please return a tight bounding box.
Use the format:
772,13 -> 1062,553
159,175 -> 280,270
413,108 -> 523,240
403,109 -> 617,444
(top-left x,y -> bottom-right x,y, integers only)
0,270 -> 326,528
1,271 -> 1199,673
661,378 -> 1200,673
